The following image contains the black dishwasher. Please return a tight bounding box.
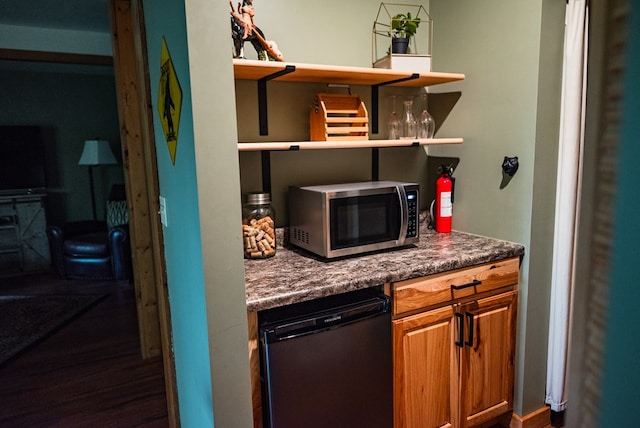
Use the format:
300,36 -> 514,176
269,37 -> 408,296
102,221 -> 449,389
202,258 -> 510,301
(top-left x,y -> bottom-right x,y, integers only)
258,287 -> 392,428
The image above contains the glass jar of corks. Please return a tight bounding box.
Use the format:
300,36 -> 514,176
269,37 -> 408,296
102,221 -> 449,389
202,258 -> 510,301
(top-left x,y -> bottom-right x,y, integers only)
242,192 -> 276,259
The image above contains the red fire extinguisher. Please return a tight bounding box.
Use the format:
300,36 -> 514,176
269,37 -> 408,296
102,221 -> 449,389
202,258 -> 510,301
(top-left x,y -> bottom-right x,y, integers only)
434,165 -> 454,233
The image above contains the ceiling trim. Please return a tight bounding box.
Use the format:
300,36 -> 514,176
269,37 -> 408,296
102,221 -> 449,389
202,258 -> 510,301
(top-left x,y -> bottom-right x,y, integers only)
0,48 -> 112,66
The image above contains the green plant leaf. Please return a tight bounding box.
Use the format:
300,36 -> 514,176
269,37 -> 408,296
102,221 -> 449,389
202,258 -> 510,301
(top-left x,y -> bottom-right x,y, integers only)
391,12 -> 420,38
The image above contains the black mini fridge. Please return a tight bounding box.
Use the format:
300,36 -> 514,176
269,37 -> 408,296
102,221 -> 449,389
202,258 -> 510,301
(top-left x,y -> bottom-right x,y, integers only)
258,288 -> 393,428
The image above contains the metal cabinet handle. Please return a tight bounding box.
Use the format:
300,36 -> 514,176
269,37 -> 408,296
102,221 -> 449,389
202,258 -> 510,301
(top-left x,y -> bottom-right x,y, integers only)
450,279 -> 482,290
455,312 -> 464,347
465,312 -> 474,347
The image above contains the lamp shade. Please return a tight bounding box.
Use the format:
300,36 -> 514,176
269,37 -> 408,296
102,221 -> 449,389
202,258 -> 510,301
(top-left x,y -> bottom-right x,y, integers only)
78,139 -> 118,166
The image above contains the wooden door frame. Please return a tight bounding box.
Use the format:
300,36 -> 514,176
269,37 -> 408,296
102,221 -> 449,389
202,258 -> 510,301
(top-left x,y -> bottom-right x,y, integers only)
109,0 -> 179,425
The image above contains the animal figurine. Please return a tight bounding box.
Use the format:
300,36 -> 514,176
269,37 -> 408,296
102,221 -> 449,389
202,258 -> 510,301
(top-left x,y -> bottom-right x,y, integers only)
230,0 -> 283,61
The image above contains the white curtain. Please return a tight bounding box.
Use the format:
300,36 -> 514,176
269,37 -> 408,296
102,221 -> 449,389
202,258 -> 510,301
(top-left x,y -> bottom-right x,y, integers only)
546,0 -> 589,413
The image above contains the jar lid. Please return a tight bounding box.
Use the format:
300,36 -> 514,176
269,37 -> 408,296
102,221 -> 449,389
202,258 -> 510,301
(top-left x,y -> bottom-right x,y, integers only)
244,192 -> 271,204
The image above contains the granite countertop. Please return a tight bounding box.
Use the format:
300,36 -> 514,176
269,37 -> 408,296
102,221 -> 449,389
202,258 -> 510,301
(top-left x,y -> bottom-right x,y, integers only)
244,218 -> 525,312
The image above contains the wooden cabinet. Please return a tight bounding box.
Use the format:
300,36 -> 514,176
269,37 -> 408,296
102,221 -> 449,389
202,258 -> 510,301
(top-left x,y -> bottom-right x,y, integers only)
393,304 -> 457,428
458,291 -> 517,427
0,194 -> 50,277
391,257 -> 519,428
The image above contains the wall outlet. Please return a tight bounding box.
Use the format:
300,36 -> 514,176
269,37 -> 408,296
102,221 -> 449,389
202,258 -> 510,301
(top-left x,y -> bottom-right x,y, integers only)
159,196 -> 168,227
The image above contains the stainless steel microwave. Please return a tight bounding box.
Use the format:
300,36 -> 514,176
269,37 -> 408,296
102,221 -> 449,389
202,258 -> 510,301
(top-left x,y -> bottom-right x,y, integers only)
288,181 -> 419,258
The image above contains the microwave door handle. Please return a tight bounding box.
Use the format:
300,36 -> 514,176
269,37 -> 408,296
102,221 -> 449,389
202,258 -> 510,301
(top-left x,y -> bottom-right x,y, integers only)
396,185 -> 408,245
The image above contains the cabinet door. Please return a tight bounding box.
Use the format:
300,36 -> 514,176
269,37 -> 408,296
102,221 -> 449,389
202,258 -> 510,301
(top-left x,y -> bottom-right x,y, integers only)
459,291 -> 517,427
393,305 -> 458,428
15,199 -> 50,271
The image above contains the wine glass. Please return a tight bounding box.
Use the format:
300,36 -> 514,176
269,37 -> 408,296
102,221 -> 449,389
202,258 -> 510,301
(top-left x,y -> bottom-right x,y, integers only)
400,98 -> 417,139
387,95 -> 401,140
418,93 -> 435,139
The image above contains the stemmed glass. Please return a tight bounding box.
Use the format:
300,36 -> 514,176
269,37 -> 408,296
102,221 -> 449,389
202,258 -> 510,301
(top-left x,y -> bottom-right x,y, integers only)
387,95 -> 401,140
418,93 -> 435,139
400,98 -> 417,139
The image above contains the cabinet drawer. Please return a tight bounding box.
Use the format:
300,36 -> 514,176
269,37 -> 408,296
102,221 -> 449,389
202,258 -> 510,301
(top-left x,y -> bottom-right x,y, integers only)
392,257 -> 519,317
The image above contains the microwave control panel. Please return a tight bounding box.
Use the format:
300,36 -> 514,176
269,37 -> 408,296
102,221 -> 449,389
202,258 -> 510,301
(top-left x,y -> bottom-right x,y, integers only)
406,190 -> 418,238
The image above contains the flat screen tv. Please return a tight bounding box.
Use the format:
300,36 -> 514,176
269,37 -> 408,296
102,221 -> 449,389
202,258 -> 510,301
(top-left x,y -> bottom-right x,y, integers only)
0,126 -> 47,196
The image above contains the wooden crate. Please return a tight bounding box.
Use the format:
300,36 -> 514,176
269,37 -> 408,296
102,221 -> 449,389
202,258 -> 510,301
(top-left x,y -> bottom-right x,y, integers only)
310,93 -> 369,141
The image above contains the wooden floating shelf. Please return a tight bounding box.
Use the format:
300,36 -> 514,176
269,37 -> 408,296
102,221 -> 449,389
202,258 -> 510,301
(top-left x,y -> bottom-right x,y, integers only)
234,59 -> 465,136
237,138 -> 463,152
233,59 -> 465,87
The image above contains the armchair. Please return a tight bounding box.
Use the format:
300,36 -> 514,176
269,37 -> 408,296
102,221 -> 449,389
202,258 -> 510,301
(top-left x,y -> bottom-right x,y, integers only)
47,220 -> 132,281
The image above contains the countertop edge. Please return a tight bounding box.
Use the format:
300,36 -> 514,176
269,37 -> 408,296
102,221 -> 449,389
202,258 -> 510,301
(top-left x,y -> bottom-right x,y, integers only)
245,227 -> 524,312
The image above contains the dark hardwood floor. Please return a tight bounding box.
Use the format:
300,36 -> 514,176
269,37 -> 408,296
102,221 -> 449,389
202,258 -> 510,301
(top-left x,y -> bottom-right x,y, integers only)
0,271 -> 168,427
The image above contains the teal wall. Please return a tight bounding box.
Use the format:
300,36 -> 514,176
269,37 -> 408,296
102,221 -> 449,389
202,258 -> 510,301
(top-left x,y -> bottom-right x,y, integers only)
0,18 -> 120,224
142,1 -> 214,426
0,24 -> 112,56
601,0 -> 640,425
143,0 -> 255,425
0,65 -> 124,224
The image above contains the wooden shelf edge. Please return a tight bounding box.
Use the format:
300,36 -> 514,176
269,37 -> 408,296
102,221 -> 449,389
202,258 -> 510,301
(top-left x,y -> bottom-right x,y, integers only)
238,138 -> 463,151
233,59 -> 464,87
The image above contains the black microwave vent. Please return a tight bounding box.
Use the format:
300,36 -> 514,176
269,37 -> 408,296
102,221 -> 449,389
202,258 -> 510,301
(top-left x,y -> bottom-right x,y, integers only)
293,227 -> 309,244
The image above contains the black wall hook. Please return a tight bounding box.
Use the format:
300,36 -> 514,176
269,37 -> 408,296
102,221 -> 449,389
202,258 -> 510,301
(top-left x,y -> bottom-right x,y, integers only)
500,156 -> 519,189
502,156 -> 519,177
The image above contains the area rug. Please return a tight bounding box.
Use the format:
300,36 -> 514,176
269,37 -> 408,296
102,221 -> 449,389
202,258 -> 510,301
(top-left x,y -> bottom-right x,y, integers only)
0,294 -> 105,366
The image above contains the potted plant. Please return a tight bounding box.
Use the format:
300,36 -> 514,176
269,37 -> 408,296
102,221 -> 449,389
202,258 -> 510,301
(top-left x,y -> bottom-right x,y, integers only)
391,12 -> 421,54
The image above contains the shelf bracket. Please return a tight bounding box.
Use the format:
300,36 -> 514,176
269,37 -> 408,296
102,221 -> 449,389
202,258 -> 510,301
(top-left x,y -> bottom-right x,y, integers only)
258,65 -> 296,135
371,73 -> 420,134
371,142 -> 417,181
261,150 -> 271,194
372,148 -> 379,181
